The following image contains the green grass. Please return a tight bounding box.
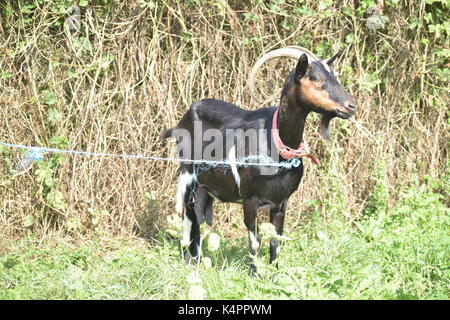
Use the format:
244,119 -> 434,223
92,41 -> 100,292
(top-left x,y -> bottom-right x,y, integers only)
1,181 -> 449,300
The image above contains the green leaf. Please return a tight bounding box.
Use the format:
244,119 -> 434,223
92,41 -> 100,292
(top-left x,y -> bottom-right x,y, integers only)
20,5 -> 34,14
48,135 -> 68,148
41,89 -> 57,105
0,145 -> 9,155
67,218 -> 81,231
1,71 -> 12,79
47,191 -> 66,211
293,5 -> 316,16
35,167 -> 54,188
99,53 -> 115,70
47,108 -> 63,125
342,6 -> 354,17
425,0 -> 450,4
318,0 -> 333,11
73,37 -> 92,54
23,215 -> 35,227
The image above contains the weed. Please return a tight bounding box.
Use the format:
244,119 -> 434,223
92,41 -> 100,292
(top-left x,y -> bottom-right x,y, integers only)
0,0 -> 448,299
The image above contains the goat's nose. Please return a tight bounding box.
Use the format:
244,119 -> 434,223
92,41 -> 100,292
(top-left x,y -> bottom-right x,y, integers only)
345,101 -> 356,110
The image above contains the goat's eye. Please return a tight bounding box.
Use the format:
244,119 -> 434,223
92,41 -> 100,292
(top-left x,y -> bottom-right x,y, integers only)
315,80 -> 325,87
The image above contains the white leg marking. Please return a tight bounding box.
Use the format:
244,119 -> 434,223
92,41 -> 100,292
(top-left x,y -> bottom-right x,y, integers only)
181,213 -> 192,247
196,244 -> 202,260
228,145 -> 240,192
276,246 -> 281,255
249,231 -> 260,251
175,171 -> 196,214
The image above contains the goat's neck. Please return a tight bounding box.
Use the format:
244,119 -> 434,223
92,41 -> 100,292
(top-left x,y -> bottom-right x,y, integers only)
277,93 -> 308,149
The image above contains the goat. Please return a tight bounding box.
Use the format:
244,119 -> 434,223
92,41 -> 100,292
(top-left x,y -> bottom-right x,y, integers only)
164,46 -> 356,273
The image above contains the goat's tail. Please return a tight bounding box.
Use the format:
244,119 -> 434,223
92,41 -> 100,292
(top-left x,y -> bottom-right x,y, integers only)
162,128 -> 175,139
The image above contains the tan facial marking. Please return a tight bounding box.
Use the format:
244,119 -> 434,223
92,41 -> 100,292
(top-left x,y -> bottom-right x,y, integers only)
299,78 -> 341,112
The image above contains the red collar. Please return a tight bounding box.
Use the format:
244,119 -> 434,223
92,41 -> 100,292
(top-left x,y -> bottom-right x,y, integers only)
272,108 -> 320,166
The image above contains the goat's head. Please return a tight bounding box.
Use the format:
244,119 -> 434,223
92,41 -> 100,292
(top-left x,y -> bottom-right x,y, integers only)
249,46 -> 356,139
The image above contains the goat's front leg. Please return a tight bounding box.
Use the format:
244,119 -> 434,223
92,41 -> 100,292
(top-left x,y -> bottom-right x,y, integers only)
269,201 -> 286,264
243,197 -> 259,274
182,185 -> 201,263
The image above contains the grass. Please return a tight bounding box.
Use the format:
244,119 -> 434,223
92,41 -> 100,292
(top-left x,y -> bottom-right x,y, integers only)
1,0 -> 448,239
0,0 -> 448,300
1,179 -> 448,300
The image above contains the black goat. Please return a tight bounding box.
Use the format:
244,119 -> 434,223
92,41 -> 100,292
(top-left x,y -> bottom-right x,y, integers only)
164,47 -> 356,272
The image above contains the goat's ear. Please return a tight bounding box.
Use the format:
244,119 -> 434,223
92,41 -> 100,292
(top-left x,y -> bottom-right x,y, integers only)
324,52 -> 340,66
294,54 -> 308,82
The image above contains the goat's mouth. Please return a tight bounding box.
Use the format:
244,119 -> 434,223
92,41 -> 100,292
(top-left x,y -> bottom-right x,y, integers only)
336,109 -> 353,119
336,107 -> 355,119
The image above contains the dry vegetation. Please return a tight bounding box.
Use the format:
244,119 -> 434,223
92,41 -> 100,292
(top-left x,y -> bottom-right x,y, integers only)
0,0 -> 448,241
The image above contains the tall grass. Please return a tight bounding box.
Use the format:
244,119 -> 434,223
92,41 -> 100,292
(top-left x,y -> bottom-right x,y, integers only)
1,175 -> 448,299
0,0 -> 448,241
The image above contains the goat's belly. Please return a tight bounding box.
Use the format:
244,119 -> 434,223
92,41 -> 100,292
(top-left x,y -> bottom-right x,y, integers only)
197,169 -> 241,203
240,166 -> 303,204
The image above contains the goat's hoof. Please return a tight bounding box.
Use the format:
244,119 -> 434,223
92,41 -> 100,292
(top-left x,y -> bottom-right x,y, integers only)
183,250 -> 200,264
183,250 -> 192,264
249,264 -> 259,277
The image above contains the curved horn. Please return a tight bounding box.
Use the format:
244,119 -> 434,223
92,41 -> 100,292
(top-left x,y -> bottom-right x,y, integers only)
248,46 -> 320,103
284,45 -> 320,60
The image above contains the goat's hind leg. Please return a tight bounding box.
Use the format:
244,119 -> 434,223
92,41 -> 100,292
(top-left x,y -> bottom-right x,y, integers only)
243,198 -> 260,275
176,166 -> 201,263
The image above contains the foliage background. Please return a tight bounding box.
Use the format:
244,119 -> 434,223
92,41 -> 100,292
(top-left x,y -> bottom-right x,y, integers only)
0,0 -> 448,242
